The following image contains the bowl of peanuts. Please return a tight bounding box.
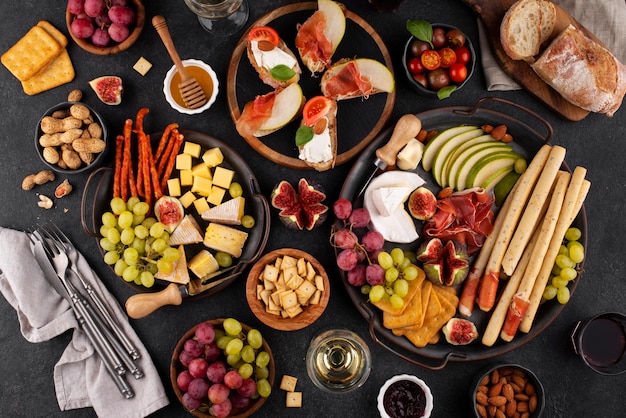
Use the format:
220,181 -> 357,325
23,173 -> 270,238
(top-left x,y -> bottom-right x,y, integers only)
471,363 -> 544,418
35,99 -> 108,174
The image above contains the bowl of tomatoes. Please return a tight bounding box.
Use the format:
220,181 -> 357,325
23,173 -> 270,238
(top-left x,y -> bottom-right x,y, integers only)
403,21 -> 475,99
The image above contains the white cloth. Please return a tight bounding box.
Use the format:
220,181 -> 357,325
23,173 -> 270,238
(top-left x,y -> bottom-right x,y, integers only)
480,0 -> 626,91
0,227 -> 169,418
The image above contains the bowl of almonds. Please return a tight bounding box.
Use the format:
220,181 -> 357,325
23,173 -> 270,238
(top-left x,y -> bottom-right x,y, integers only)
471,363 -> 544,418
35,98 -> 108,174
245,248 -> 330,331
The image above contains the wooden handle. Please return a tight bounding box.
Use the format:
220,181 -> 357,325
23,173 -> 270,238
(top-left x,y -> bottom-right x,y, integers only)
375,114 -> 422,167
152,15 -> 190,81
125,282 -> 183,319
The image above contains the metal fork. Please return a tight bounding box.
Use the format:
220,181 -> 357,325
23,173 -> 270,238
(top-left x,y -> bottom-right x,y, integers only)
29,228 -> 135,399
44,223 -> 140,361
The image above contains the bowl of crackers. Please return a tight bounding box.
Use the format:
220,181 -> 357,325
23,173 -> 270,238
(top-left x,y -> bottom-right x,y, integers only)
245,248 -> 330,331
66,0 -> 145,55
35,100 -> 108,174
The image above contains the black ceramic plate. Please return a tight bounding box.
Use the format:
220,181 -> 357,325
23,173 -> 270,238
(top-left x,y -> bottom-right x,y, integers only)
336,98 -> 588,368
82,130 -> 270,298
227,2 -> 395,169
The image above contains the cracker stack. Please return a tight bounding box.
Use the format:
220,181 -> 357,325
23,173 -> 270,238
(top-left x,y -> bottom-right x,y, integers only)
1,21 -> 75,95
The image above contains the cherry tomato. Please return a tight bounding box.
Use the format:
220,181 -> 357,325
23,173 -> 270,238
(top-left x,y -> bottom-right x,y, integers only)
449,63 -> 468,83
303,96 -> 332,126
412,73 -> 427,88
432,27 -> 446,48
438,47 -> 457,68
427,68 -> 450,90
421,49 -> 441,71
247,26 -> 280,45
445,29 -> 466,47
410,39 -> 430,57
407,57 -> 424,74
454,45 -> 471,65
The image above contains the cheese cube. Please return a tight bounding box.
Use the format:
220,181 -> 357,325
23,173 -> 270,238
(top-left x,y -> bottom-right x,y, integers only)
167,178 -> 181,197
188,250 -> 219,278
207,186 -> 226,206
183,141 -> 202,158
179,191 -> 196,208
179,169 -> 194,187
191,176 -> 212,197
191,163 -> 212,179
176,153 -> 192,170
203,223 -> 248,257
193,197 -> 210,215
212,166 -> 235,189
202,147 -> 224,167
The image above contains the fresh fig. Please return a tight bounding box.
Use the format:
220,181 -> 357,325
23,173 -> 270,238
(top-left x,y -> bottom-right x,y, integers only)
423,240 -> 469,286
408,187 -> 437,220
416,237 -> 443,262
271,178 -> 328,230
154,196 -> 184,233
442,318 -> 478,345
89,75 -> 123,105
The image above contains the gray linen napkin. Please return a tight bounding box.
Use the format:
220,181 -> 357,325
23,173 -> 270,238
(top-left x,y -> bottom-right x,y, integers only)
0,227 -> 169,418
480,0 -> 626,91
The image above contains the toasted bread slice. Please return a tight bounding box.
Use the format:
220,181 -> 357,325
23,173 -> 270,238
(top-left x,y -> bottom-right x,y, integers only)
320,58 -> 394,100
246,36 -> 301,89
500,0 -> 544,61
297,98 -> 338,171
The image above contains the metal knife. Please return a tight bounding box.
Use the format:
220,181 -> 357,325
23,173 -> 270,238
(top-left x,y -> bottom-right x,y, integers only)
357,114 -> 423,197
125,265 -> 238,319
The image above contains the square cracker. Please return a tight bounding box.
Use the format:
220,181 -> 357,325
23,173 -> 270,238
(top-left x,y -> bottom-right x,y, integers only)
37,21 -> 68,48
403,285 -> 456,348
383,279 -> 431,331
21,49 -> 75,95
372,268 -> 425,315
2,26 -> 62,81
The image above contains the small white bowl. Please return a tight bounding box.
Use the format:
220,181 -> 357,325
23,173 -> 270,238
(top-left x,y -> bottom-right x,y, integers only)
163,59 -> 219,114
377,374 -> 433,418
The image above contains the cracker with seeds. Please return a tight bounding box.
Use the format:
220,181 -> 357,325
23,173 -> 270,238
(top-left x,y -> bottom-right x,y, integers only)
22,49 -> 75,96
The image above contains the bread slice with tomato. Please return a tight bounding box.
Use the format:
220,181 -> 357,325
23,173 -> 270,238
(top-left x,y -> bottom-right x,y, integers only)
320,58 -> 395,100
235,83 -> 305,138
295,0 -> 346,74
295,96 -> 338,171
246,25 -> 301,88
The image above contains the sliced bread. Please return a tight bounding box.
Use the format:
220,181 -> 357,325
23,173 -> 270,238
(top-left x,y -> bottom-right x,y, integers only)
538,0 -> 556,44
500,0 -> 552,61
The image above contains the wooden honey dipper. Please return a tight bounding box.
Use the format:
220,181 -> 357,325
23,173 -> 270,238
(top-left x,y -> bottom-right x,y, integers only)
153,15 -> 208,109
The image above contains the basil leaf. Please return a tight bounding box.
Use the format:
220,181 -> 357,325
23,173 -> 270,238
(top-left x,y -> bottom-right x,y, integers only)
271,64 -> 296,81
406,19 -> 433,48
295,126 -> 314,146
437,85 -> 457,100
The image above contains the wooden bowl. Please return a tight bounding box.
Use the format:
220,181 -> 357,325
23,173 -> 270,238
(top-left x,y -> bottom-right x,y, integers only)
65,0 -> 145,55
246,248 -> 330,331
170,318 -> 275,418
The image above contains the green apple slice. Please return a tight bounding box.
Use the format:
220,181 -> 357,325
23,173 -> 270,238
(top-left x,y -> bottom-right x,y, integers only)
319,0 -> 346,53
422,125 -> 478,172
448,142 -> 512,189
440,134 -> 493,186
465,152 -> 523,190
431,128 -> 484,187
259,83 -> 304,131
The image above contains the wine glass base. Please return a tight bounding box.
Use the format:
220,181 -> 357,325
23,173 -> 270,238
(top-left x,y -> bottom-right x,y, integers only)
197,1 -> 249,37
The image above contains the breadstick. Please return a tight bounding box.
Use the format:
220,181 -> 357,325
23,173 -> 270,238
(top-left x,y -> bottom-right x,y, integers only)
476,144 -> 552,312
520,169 -> 589,332
501,145 -> 566,276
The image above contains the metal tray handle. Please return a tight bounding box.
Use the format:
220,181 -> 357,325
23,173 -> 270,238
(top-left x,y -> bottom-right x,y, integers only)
81,166 -> 112,237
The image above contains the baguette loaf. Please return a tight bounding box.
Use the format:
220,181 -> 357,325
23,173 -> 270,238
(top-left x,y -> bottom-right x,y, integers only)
531,25 -> 626,116
500,0 -> 555,62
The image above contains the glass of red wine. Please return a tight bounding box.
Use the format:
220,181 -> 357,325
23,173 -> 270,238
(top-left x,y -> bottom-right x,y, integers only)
571,312 -> 626,375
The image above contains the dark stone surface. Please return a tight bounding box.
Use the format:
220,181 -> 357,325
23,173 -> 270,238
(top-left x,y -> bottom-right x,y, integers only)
0,1 -> 623,417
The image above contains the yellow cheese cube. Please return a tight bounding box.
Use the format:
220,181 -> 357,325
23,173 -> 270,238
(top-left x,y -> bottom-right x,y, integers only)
183,141 -> 202,158
179,169 -> 193,187
176,153 -> 192,170
188,250 -> 219,278
202,147 -> 224,167
191,176 -> 212,197
193,197 -> 210,215
203,223 -> 248,258
207,186 -> 226,206
191,163 -> 212,179
179,191 -> 196,208
167,178 -> 181,197
212,166 -> 235,189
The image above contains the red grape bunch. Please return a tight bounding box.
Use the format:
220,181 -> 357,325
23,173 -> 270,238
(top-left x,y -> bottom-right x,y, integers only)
68,0 -> 137,47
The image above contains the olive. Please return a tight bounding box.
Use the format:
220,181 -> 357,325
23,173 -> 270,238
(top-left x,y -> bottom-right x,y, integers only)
432,27 -> 446,48
410,39 -> 430,57
446,29 -> 466,47
427,68 -> 450,90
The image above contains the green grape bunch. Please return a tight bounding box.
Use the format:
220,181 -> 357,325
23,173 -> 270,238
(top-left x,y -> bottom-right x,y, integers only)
542,227 -> 585,305
99,196 -> 180,288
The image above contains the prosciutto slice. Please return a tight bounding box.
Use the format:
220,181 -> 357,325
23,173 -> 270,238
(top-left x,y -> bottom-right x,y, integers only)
235,91 -> 276,138
423,188 -> 495,255
322,61 -> 374,99
295,12 -> 333,69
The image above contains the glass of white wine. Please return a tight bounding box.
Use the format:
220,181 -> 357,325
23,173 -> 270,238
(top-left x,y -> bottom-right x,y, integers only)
306,329 -> 372,393
183,0 -> 249,37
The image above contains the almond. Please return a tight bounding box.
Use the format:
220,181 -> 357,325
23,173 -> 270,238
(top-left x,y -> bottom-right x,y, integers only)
416,129 -> 428,142
488,382 -> 503,397
257,40 -> 275,51
503,383 -> 515,401
529,395 -> 537,413
313,118 -> 327,135
506,399 -> 517,416
490,124 -> 507,140
517,401 -> 529,412
476,391 -> 489,406
476,404 -> 488,418
488,396 -> 507,407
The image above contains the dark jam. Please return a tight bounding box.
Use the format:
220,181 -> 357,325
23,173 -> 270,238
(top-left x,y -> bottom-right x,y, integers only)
383,380 -> 426,418
581,317 -> 626,368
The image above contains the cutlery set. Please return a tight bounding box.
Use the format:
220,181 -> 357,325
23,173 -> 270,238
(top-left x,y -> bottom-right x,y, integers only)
28,223 -> 142,399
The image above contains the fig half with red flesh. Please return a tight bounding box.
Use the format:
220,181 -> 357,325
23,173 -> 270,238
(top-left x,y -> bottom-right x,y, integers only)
408,187 -> 437,220
442,318 -> 478,345
271,178 -> 328,230
423,239 -> 469,286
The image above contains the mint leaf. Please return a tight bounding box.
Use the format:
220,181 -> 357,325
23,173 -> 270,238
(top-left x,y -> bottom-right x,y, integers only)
406,20 -> 433,48
271,64 -> 296,81
295,126 -> 314,147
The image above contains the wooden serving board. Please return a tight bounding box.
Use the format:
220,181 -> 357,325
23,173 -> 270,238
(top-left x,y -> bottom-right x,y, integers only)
461,0 -> 606,121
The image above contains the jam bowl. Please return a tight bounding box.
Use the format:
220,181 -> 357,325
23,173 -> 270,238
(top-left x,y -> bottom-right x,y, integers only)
377,374 -> 433,418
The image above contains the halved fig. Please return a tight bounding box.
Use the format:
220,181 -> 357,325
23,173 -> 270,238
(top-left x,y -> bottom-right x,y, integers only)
416,237 -> 443,262
408,187 -> 437,220
89,75 -> 123,105
271,178 -> 328,230
154,196 -> 184,233
423,240 -> 469,286
442,318 -> 478,345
